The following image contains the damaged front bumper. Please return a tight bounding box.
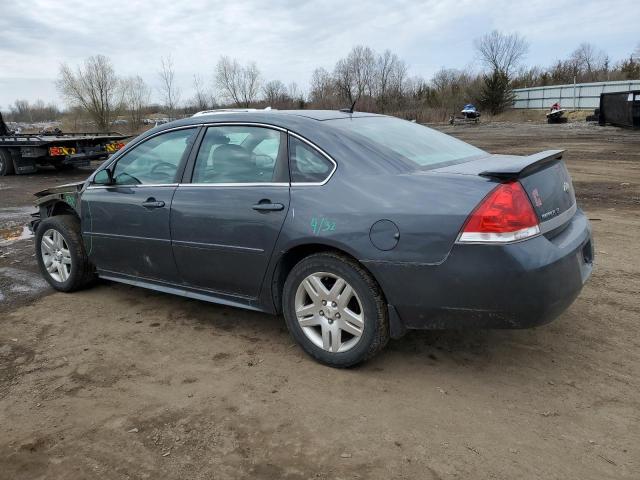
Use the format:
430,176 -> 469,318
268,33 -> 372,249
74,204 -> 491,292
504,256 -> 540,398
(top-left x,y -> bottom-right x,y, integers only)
29,212 -> 41,234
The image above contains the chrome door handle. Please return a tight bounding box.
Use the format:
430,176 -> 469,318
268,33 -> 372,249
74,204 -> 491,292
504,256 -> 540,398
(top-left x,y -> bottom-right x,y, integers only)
142,199 -> 165,209
252,202 -> 284,211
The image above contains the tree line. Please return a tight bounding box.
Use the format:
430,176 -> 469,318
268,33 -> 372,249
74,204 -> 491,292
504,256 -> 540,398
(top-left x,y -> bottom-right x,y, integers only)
4,32 -> 640,130
4,99 -> 60,124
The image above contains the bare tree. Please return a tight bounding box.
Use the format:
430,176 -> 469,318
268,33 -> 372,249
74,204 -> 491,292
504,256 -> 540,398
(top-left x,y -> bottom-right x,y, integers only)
512,65 -> 545,88
309,67 -> 336,108
474,30 -> 529,77
263,79 -> 288,106
191,74 -> 215,111
287,82 -> 305,107
570,43 -> 607,78
7,99 -> 59,123
429,68 -> 477,116
333,58 -> 355,103
546,59 -> 579,84
375,50 -> 407,111
334,46 -> 377,104
287,82 -> 300,100
11,100 -> 31,122
57,55 -> 123,130
238,61 -> 261,107
123,75 -> 150,132
215,56 -> 261,107
215,56 -> 241,106
158,55 -> 181,119
376,51 -> 406,93
474,31 -> 528,115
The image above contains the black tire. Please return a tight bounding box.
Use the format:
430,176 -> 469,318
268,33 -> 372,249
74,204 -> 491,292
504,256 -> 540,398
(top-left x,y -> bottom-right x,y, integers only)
282,252 -> 389,368
0,149 -> 15,176
35,215 -> 96,292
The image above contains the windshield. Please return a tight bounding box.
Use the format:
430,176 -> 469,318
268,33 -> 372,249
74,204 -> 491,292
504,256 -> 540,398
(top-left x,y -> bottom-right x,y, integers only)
327,116 -> 486,168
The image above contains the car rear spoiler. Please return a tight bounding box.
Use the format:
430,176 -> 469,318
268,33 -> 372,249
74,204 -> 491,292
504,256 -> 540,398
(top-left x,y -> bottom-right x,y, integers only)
479,150 -> 565,180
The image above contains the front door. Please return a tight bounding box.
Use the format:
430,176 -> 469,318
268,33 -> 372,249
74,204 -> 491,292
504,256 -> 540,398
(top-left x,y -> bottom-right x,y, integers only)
170,125 -> 290,298
82,127 -> 197,282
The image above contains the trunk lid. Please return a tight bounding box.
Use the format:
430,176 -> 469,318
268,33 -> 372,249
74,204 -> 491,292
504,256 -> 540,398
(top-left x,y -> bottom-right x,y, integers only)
433,150 -> 577,230
517,160 -> 576,227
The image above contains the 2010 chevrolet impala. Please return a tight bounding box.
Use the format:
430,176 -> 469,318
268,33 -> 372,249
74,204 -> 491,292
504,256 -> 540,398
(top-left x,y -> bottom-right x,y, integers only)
31,110 -> 593,367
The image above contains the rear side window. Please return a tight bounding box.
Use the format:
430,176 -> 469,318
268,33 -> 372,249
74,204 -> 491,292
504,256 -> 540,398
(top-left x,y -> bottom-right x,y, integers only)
192,126 -> 284,184
289,137 -> 334,183
326,116 -> 485,168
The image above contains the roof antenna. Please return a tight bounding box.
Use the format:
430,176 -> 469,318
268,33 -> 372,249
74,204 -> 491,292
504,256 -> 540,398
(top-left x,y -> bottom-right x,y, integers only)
339,100 -> 357,114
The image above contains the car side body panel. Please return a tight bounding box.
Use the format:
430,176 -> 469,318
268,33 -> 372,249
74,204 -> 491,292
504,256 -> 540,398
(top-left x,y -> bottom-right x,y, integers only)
31,110 -> 593,334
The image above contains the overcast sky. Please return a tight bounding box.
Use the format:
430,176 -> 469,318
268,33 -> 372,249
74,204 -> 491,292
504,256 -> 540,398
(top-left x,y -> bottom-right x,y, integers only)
0,0 -> 638,108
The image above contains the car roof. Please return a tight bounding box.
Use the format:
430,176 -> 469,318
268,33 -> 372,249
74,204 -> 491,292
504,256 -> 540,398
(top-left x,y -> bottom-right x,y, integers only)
146,109 -> 385,148
138,110 -> 411,177
185,108 -> 378,123
275,110 -> 380,121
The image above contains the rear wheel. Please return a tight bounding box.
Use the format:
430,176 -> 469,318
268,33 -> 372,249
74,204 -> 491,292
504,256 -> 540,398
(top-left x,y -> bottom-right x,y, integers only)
0,149 -> 15,176
35,215 -> 96,292
282,252 -> 389,367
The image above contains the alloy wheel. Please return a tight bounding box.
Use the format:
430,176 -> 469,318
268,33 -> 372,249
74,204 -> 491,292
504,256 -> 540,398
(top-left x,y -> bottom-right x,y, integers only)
294,272 -> 365,353
41,229 -> 72,283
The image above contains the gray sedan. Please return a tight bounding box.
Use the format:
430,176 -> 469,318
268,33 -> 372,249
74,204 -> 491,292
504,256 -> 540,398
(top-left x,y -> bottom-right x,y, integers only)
31,110 -> 593,367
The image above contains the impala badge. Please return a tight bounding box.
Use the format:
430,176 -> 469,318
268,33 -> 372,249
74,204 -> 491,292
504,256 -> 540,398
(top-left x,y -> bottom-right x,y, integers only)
563,181 -> 570,193
532,188 -> 543,207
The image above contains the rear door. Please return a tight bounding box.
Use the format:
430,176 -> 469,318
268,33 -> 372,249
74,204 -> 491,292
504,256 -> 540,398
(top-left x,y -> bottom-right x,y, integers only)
170,124 -> 290,299
82,127 -> 197,282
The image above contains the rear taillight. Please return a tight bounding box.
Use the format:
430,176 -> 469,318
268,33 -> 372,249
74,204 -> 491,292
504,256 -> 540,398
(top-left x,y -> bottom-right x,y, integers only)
458,181 -> 540,243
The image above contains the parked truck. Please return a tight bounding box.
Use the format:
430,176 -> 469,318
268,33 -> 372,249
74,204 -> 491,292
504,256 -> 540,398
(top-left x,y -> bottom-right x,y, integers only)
0,112 -> 130,176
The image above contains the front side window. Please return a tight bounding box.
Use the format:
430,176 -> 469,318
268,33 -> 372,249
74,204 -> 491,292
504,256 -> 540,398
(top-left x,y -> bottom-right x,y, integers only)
289,137 -> 334,183
192,126 -> 284,183
112,128 -> 196,185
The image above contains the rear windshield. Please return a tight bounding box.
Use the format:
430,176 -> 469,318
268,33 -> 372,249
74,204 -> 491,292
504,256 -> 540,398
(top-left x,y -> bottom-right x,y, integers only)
326,116 -> 486,168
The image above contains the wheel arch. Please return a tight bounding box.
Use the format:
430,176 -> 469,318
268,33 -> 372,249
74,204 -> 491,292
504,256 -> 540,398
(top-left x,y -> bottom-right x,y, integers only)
270,242 -> 387,314
34,198 -> 80,232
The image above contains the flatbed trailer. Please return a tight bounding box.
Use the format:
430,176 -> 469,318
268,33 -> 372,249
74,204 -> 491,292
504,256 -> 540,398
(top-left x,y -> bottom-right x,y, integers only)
0,112 -> 129,176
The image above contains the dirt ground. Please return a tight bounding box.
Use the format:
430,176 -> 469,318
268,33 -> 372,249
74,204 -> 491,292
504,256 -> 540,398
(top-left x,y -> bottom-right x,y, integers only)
1,121 -> 639,480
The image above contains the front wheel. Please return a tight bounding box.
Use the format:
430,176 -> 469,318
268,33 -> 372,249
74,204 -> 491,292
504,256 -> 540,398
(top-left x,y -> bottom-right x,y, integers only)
35,215 -> 95,292
282,252 -> 389,367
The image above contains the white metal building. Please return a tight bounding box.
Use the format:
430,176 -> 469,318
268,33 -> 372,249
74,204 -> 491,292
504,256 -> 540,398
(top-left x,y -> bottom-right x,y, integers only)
513,80 -> 640,110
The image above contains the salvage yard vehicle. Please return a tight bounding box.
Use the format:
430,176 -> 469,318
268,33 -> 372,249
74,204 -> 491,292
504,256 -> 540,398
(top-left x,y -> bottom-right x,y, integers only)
30,110 -> 594,367
0,112 -> 128,175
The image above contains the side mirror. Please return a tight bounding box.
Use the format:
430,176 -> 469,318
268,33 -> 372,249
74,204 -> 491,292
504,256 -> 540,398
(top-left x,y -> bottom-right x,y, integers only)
93,169 -> 113,185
